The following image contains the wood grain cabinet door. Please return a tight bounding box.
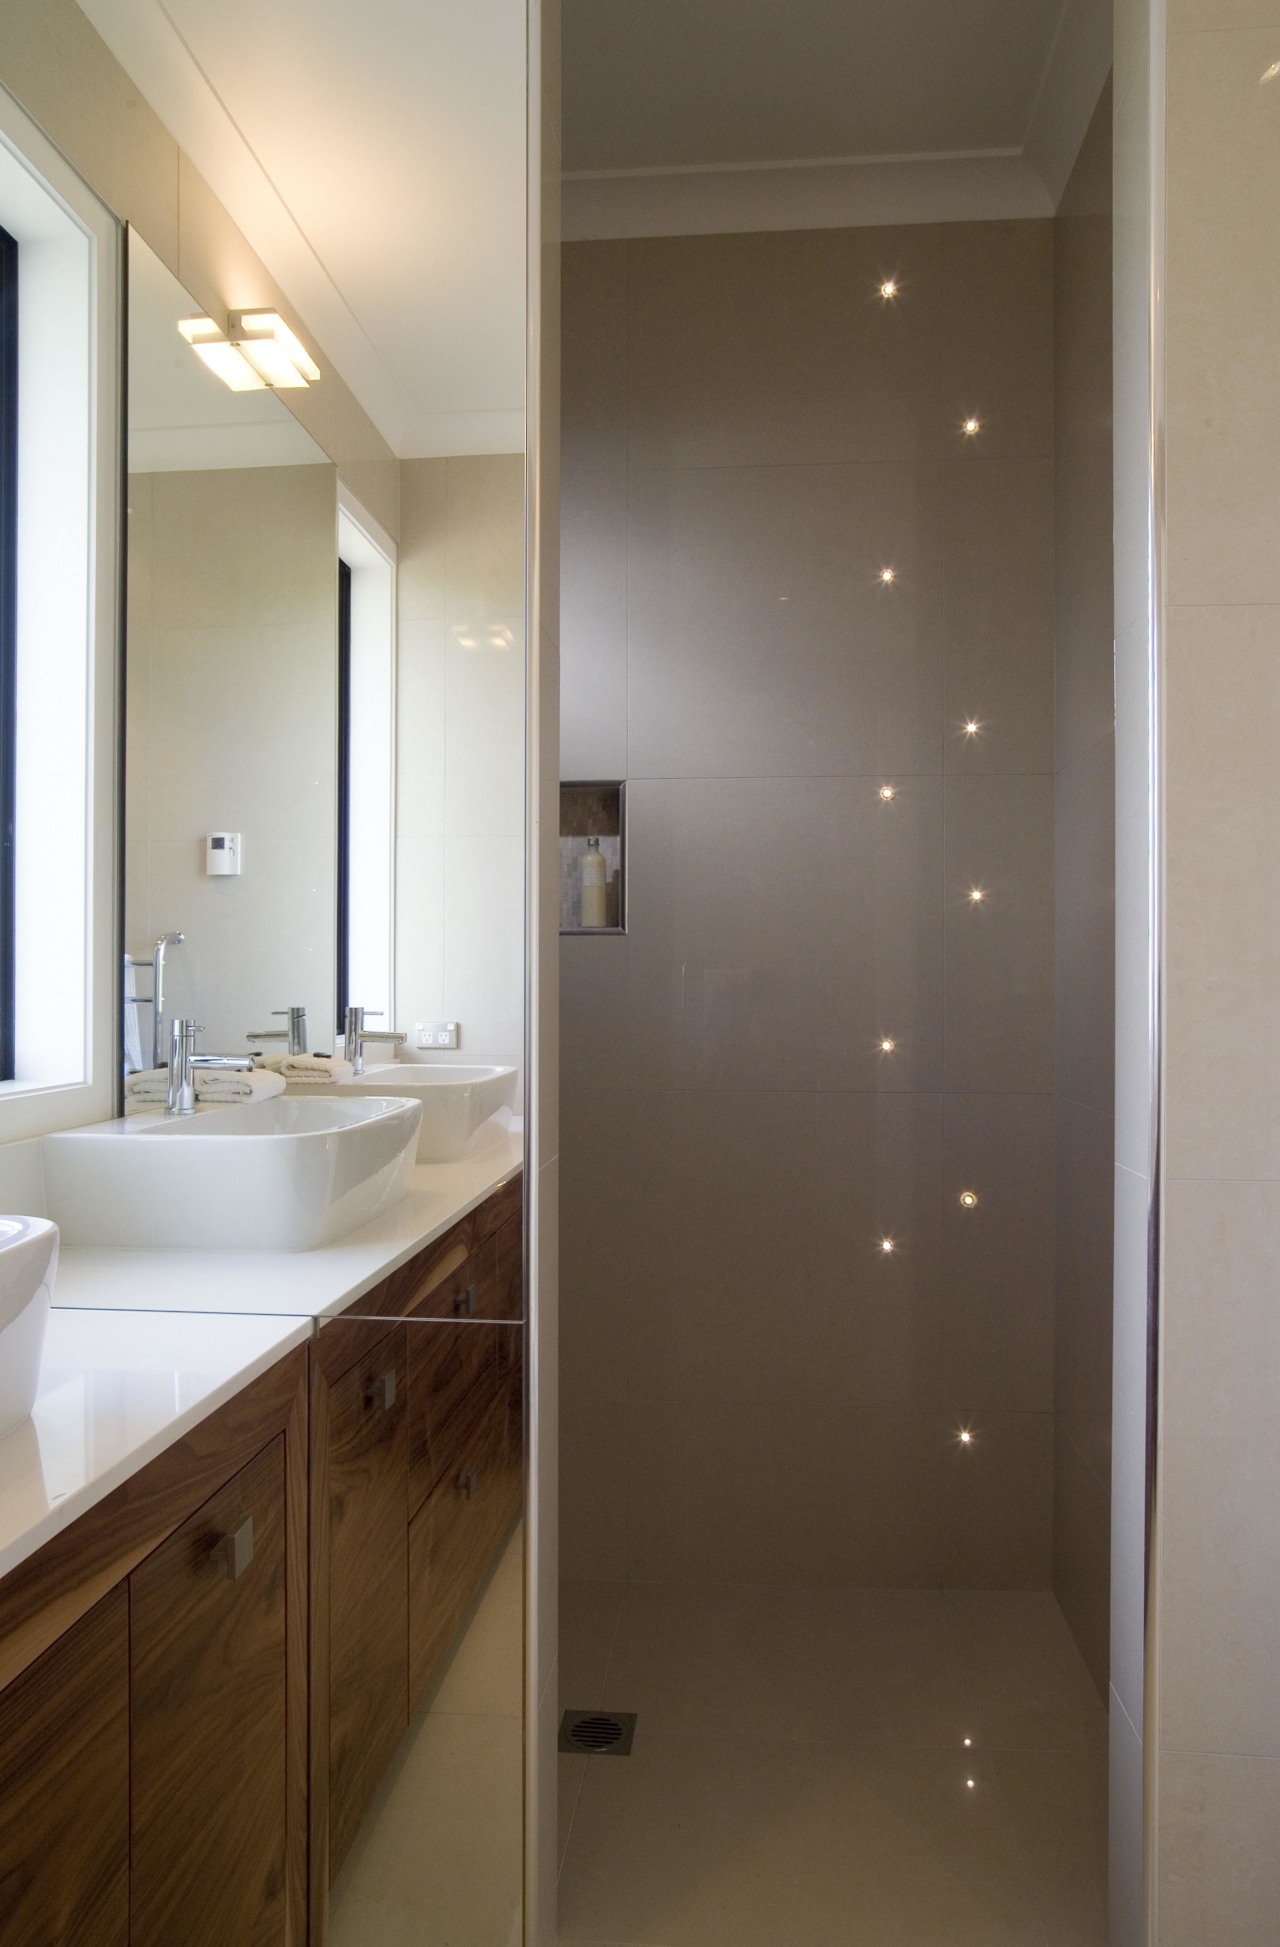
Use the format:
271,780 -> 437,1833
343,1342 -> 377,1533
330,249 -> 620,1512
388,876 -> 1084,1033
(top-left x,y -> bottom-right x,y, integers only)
327,1325 -> 408,1879
130,1436 -> 289,1947
0,1585 -> 129,1947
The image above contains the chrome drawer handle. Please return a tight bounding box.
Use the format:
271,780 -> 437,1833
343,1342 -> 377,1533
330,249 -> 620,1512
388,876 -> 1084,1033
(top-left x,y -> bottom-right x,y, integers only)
454,1285 -> 477,1318
456,1468 -> 479,1500
225,1516 -> 254,1582
366,1369 -> 396,1412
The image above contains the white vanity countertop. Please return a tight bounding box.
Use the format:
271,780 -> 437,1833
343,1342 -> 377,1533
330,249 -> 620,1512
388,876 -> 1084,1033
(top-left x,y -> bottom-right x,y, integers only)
0,1122 -> 523,1583
0,1306 -> 312,1582
51,1122 -> 524,1321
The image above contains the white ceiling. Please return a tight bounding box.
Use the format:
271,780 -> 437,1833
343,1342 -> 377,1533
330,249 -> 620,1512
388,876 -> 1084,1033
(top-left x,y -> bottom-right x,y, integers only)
562,0 -> 1112,241
79,0 -> 528,460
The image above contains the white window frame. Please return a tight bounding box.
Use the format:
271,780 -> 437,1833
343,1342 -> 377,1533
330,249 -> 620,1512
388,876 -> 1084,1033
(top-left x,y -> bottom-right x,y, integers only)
0,86 -> 120,1137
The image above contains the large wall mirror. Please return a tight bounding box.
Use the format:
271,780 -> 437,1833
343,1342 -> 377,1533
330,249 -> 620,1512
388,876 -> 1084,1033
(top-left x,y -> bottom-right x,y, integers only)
121,222 -> 527,1946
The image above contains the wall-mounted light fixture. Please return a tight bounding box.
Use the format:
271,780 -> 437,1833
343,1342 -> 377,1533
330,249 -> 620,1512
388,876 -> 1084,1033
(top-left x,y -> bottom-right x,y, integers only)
177,317 -> 266,392
228,311 -> 321,389
959,1190 -> 978,1209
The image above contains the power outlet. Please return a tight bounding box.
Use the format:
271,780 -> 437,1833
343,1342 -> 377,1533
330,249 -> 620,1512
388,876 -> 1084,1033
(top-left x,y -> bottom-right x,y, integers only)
415,1021 -> 460,1050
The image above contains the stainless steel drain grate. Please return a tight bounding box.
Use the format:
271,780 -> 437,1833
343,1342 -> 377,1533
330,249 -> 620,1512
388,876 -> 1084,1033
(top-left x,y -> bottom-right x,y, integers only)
558,1709 -> 637,1756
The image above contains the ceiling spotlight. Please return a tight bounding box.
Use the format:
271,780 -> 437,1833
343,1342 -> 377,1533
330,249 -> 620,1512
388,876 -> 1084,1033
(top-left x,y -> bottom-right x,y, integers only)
879,784 -> 896,801
880,1237 -> 896,1254
959,1429 -> 973,1445
959,1190 -> 978,1209
879,278 -> 899,299
962,416 -> 981,436
963,719 -> 980,736
963,1737 -> 973,1748
228,310 -> 321,389
966,1778 -> 976,1790
879,567 -> 896,584
177,317 -> 265,392
879,1037 -> 895,1054
968,887 -> 985,904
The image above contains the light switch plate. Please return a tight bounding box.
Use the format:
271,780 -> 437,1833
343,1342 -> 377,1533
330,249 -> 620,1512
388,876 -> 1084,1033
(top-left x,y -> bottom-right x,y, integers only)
415,1021 -> 459,1049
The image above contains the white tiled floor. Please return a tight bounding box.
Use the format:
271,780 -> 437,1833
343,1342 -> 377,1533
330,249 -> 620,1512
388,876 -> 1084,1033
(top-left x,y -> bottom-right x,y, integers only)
558,1581 -> 1108,1947
330,1528 -> 524,1947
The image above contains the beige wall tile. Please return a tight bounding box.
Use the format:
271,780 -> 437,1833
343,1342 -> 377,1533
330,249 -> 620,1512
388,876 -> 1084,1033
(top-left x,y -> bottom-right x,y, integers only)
1158,1750 -> 1280,1947
1113,615 -> 1155,1179
1055,1097 -> 1115,1483
942,774 -> 1055,1095
444,618 -> 526,838
1110,1163 -> 1150,1731
1108,1692 -> 1144,1947
1052,1429 -> 1111,1701
560,1386 -> 628,1581
442,833 -> 524,1075
398,459 -> 449,621
627,460 -> 945,781
396,617 -> 447,841
940,221 -> 1054,460
627,226 -> 947,473
446,454 -> 527,619
942,458 -> 1055,774
1166,603 -> 1280,1179
559,934 -> 628,1095
1160,1177 -> 1280,1760
559,1084 -> 628,1408
1112,76 -> 1154,645
1166,28 -> 1280,607
990,1746 -> 1109,1942
624,1395 -> 689,1580
941,1410 -> 1054,1589
393,833 -> 445,1034
941,1092 -> 1054,1413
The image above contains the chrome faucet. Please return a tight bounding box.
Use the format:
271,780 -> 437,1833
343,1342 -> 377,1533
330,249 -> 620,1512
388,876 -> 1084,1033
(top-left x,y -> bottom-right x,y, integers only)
246,1006 -> 308,1056
343,1005 -> 406,1077
167,1019 -> 256,1116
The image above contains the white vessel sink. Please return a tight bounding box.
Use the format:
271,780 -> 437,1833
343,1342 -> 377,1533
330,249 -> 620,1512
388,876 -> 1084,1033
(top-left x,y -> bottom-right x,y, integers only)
44,1096 -> 422,1251
292,1063 -> 517,1163
0,1216 -> 58,1439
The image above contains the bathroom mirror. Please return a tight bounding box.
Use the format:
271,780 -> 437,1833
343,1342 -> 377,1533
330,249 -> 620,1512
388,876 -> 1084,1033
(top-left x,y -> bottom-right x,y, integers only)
124,230 -> 340,1071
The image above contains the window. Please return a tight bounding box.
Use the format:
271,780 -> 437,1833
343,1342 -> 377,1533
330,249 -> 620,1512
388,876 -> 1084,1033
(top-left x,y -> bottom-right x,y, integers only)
336,494 -> 395,1028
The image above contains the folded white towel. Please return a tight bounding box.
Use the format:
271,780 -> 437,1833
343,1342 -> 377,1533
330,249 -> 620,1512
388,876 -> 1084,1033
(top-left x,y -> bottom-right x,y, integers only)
196,1067 -> 285,1104
124,1065 -> 286,1113
258,1052 -> 355,1084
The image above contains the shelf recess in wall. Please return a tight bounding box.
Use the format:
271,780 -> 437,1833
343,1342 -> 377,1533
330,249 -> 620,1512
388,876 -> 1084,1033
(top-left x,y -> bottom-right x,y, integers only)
560,781 -> 626,934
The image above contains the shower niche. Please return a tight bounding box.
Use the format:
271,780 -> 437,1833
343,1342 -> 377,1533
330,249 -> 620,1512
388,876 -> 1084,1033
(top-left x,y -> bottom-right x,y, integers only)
560,782 -> 625,934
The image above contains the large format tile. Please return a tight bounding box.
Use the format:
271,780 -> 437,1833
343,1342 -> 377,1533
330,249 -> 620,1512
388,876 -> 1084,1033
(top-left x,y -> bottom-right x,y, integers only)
943,774 -> 1054,1095
941,1092 -> 1055,1413
1159,1177 -> 1280,1761
1055,1095 -> 1115,1482
444,615 -> 526,838
1165,602 -> 1280,1179
943,1591 -> 1109,1751
444,455 -> 526,619
1166,29 -> 1280,606
940,221 -> 1054,461
559,1735 -> 1044,1947
559,1579 -> 624,1710
1109,1164 -> 1150,1733
626,227 -> 947,473
941,1410 -> 1055,1589
627,462 -> 944,781
1158,1749 -> 1280,1947
991,1746 -> 1109,1946
942,458 -> 1055,775
624,776 -> 944,1094
1053,1425 -> 1111,1703
602,1582 -> 965,1749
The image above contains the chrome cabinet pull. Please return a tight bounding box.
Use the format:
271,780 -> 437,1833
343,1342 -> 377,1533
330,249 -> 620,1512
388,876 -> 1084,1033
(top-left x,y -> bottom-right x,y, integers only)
456,1468 -> 479,1500
366,1369 -> 396,1412
454,1284 -> 477,1318
225,1516 -> 254,1581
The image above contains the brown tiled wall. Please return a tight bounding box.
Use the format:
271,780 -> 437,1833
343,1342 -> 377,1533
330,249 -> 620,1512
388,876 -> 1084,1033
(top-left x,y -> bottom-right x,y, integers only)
561,220 -> 1058,1588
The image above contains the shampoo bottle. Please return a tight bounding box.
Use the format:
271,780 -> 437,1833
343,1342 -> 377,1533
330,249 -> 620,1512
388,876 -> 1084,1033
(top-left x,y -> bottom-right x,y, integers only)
580,837 -> 607,927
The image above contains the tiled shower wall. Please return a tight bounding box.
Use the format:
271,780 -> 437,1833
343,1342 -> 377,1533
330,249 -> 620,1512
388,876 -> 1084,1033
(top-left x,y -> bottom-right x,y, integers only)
561,223 -> 1058,1587
1051,89 -> 1115,1696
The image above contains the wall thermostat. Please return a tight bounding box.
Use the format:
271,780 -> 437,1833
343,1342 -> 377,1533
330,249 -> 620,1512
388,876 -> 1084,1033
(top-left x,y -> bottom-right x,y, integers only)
206,832 -> 242,877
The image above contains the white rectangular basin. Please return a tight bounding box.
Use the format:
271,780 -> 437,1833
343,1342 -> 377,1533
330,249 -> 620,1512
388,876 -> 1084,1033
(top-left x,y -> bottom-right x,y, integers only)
0,1215 -> 58,1438
44,1095 -> 422,1251
289,1063 -> 517,1163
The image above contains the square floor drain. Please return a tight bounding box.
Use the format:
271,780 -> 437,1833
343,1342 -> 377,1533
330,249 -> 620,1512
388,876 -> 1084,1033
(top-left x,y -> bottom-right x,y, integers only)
558,1709 -> 637,1756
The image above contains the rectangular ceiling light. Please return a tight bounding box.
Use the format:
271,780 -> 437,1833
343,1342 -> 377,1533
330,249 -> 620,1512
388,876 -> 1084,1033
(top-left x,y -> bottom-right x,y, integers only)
177,316 -> 266,392
229,310 -> 321,389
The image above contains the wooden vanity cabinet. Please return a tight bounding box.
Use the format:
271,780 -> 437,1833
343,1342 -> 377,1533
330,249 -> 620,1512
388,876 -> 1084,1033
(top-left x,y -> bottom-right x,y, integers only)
0,1346 -> 307,1947
324,1324 -> 408,1879
0,1586 -> 129,1946
130,1438 -> 290,1947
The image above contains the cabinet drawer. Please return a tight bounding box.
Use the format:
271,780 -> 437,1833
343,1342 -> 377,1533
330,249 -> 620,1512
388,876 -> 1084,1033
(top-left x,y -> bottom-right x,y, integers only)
407,1320 -> 498,1515
408,1397 -> 506,1711
327,1326 -> 408,1880
0,1586 -> 129,1947
131,1438 -> 288,1947
412,1237 -> 498,1322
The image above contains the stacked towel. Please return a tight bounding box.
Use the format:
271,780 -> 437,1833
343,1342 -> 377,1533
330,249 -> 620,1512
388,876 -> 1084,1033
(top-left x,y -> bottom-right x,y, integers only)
257,1052 -> 356,1085
124,1066 -> 286,1114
